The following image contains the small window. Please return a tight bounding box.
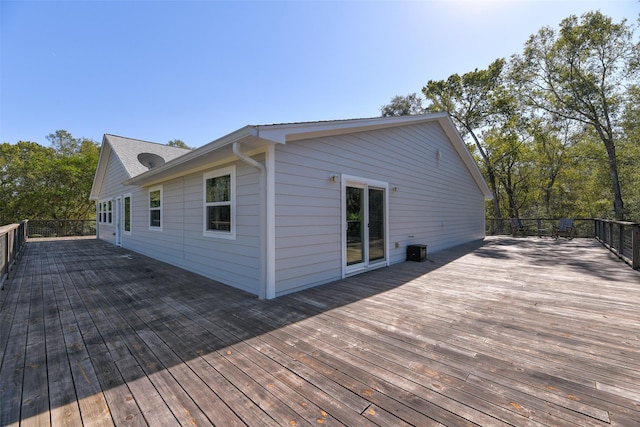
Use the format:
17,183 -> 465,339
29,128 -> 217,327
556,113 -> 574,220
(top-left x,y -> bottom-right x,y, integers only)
124,194 -> 132,234
149,186 -> 162,230
203,166 -> 235,239
98,200 -> 112,224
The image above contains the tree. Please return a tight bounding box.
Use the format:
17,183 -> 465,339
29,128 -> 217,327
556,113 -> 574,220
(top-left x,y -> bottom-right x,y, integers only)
47,130 -> 82,156
618,84 -> 640,221
484,127 -> 533,219
380,93 -> 424,117
167,139 -> 192,149
510,11 -> 640,219
527,117 -> 574,217
0,131 -> 99,224
0,141 -> 55,223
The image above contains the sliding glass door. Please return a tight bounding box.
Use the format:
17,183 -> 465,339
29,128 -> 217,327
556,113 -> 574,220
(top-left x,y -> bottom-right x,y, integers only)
344,177 -> 388,275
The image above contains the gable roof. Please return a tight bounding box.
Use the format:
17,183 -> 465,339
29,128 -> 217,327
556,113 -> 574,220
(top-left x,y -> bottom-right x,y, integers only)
106,134 -> 191,178
90,134 -> 191,200
122,113 -> 492,199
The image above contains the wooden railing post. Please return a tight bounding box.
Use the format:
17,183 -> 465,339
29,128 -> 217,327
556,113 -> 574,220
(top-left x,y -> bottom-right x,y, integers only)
4,229 -> 8,280
0,220 -> 29,286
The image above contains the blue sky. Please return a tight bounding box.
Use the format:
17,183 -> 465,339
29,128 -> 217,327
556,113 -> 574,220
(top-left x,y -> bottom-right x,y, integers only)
1,0 -> 638,148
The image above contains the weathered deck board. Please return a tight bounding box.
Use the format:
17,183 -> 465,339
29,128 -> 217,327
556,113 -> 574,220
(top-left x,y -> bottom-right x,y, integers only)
0,236 -> 639,426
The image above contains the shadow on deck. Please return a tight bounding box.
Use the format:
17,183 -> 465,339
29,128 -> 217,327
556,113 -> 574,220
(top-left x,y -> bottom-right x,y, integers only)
1,236 -> 639,426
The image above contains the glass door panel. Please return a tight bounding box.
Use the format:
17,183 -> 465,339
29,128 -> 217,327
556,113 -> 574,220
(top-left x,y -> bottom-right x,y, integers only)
346,186 -> 364,266
368,188 -> 385,262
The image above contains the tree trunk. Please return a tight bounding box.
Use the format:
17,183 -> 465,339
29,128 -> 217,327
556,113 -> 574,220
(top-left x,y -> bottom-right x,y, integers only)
603,138 -> 625,220
594,121 -> 625,220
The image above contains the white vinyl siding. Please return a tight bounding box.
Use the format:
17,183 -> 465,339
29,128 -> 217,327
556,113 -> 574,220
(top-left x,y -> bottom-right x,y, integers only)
121,159 -> 262,296
273,121 -> 485,296
95,149 -> 134,244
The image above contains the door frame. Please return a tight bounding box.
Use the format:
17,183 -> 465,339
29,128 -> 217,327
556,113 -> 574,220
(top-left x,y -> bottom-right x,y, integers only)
115,196 -> 122,246
341,174 -> 389,278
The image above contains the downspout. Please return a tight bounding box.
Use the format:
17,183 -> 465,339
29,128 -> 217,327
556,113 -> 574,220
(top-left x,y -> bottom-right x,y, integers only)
232,141 -> 267,299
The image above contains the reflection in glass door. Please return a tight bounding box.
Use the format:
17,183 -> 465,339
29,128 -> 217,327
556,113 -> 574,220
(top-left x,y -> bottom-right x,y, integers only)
344,179 -> 387,274
346,186 -> 364,266
368,188 -> 385,262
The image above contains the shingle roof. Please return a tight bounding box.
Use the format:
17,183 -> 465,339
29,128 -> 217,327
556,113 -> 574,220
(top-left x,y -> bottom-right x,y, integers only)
104,134 -> 191,178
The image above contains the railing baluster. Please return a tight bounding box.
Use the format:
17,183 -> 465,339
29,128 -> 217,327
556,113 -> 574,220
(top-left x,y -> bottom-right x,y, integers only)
25,219 -> 97,238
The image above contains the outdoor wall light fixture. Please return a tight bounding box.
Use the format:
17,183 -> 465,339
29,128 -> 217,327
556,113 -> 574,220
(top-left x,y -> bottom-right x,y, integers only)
330,174 -> 339,183
392,186 -> 399,192
436,149 -> 442,161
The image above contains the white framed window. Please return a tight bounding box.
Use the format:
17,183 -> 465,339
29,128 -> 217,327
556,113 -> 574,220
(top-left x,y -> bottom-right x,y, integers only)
149,185 -> 162,230
203,166 -> 235,239
123,193 -> 132,234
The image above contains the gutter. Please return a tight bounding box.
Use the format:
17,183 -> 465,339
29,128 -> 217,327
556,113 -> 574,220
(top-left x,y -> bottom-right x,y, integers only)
232,141 -> 269,299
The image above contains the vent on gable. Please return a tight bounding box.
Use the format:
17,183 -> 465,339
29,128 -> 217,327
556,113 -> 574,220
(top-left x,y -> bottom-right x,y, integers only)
137,153 -> 165,170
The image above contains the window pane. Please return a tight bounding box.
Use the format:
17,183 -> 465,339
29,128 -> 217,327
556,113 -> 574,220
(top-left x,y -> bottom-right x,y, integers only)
124,197 -> 131,232
206,175 -> 230,203
150,210 -> 161,227
346,186 -> 364,266
150,190 -> 161,208
207,205 -> 231,231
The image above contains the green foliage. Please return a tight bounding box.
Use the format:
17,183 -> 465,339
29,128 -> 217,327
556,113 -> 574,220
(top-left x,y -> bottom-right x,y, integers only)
380,93 -> 424,117
0,132 -> 99,224
510,11 -> 639,219
414,11 -> 640,222
167,139 -> 192,149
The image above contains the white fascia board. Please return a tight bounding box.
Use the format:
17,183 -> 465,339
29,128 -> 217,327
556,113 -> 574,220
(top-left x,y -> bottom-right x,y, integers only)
89,136 -> 111,201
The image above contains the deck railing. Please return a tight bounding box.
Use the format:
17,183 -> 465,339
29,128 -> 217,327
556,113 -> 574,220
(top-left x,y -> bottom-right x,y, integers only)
0,220 -> 28,286
595,219 -> 640,270
486,218 -> 595,238
27,219 -> 96,238
487,217 -> 639,270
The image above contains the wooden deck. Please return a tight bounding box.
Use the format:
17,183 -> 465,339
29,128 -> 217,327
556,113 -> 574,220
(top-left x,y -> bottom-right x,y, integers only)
1,236 -> 639,426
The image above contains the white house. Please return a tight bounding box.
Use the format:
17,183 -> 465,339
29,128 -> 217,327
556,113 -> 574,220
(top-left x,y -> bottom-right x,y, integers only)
90,113 -> 492,299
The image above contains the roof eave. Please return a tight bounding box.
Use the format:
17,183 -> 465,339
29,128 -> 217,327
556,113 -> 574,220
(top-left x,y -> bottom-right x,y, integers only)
89,135 -> 112,201
257,113 -> 451,143
124,125 -> 260,186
